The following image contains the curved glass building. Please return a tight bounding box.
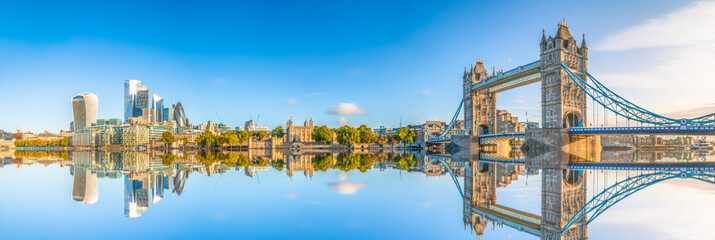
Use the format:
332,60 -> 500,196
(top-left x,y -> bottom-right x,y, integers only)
72,93 -> 98,130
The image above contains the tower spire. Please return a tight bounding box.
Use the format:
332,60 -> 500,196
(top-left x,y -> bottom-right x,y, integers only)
581,33 -> 588,49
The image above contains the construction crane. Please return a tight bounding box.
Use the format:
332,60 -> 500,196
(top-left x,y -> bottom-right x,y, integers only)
215,110 -> 224,125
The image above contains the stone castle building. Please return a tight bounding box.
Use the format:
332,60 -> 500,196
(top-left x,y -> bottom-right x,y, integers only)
286,118 -> 314,142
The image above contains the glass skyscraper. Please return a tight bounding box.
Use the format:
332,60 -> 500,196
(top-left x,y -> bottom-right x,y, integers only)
124,80 -> 147,122
151,94 -> 163,123
72,93 -> 98,130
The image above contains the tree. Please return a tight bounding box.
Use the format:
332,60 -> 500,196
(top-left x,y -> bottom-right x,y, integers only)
335,126 -> 360,145
312,126 -> 333,144
60,137 -> 70,147
196,130 -> 218,148
161,131 -> 176,147
357,125 -> 375,143
271,126 -> 285,138
394,127 -> 416,144
253,131 -> 269,140
234,130 -> 251,143
375,135 -> 388,145
273,159 -> 285,171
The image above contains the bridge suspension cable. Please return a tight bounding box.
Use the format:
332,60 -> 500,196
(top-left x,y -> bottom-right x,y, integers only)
561,64 -> 715,126
426,100 -> 464,140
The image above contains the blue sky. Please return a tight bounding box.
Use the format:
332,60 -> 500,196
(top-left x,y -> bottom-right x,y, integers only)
1,0 -> 714,132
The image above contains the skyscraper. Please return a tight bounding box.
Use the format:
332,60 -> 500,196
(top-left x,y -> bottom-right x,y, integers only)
135,89 -> 150,117
124,80 -> 146,122
164,107 -> 175,122
71,93 -> 98,130
151,94 -> 164,123
174,102 -> 188,127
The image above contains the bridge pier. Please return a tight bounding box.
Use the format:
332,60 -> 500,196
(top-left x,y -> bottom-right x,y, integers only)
524,129 -> 601,168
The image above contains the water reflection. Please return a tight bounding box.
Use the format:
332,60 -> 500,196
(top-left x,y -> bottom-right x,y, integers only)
3,146 -> 715,239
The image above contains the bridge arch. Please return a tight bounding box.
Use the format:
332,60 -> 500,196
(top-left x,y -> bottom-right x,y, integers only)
564,111 -> 583,128
477,124 -> 490,135
563,169 -> 583,186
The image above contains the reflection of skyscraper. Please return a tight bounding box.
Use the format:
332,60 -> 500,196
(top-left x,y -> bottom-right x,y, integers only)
72,93 -> 98,130
72,168 -> 98,204
124,80 -> 147,122
124,175 -> 148,218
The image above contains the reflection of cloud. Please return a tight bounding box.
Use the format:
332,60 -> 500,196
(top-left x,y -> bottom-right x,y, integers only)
283,192 -> 300,199
337,117 -> 348,126
284,98 -> 300,105
328,182 -> 366,195
337,172 -> 348,180
418,90 -> 431,97
418,201 -> 431,208
328,103 -> 366,115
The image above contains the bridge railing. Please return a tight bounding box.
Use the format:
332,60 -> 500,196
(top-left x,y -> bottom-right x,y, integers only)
569,126 -> 715,134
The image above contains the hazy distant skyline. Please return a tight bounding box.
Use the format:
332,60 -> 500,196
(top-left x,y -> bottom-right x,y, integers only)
2,0 -> 714,132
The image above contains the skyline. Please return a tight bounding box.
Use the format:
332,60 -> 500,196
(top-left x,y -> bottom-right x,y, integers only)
2,0 -> 715,132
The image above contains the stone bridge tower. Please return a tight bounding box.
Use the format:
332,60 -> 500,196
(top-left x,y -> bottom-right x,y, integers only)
540,20 -> 588,129
463,59 -> 496,135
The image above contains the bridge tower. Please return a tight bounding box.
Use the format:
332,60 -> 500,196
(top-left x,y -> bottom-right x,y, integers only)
540,20 -> 588,129
463,59 -> 496,135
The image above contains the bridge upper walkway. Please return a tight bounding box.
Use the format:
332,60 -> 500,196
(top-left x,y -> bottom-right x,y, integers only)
569,126 -> 715,135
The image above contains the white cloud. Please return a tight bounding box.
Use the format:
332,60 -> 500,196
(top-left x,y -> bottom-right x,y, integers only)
595,1 -> 715,51
328,102 -> 367,115
328,182 -> 366,195
337,117 -> 348,126
418,90 -> 431,97
284,98 -> 300,105
590,1 -> 715,117
303,92 -> 327,98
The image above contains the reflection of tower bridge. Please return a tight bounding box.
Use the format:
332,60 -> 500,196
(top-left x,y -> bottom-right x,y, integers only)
427,155 -> 715,239
422,20 -> 715,149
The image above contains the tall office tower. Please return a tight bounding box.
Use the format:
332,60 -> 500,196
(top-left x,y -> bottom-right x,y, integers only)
134,89 -> 150,117
124,80 -> 146,122
173,102 -> 188,127
72,93 -> 98,130
151,94 -> 164,123
164,107 -> 175,122
71,168 -> 98,204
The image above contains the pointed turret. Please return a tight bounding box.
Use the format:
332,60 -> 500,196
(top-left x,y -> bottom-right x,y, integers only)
463,66 -> 468,77
581,33 -> 588,49
473,58 -> 487,74
555,18 -> 573,40
540,29 -> 547,46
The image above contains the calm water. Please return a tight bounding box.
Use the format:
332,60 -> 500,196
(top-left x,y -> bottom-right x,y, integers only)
1,150 -> 715,239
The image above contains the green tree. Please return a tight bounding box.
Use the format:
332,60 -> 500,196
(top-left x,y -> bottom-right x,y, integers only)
395,154 -> 416,170
253,131 -> 270,140
271,126 -> 285,138
357,125 -> 375,143
312,126 -> 333,144
60,137 -> 70,147
197,130 -> 218,148
161,131 -> 176,146
312,154 -> 333,172
161,153 -> 175,166
394,127 -> 416,144
375,135 -> 388,145
335,126 -> 360,145
335,153 -> 360,172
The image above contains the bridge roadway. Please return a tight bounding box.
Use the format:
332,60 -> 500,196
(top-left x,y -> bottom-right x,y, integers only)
471,204 -> 542,237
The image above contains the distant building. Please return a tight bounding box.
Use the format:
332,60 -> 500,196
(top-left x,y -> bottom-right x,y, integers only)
124,80 -> 147,122
72,93 -> 98,130
151,94 -> 164,123
286,118 -> 314,142
173,102 -> 189,127
244,119 -> 268,132
496,110 -> 525,133
97,118 -> 122,126
134,89 -> 150,117
163,107 -> 175,122
70,121 -> 74,131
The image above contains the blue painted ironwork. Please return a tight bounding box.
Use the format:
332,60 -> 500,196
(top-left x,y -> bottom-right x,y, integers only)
479,153 -> 526,163
471,60 -> 542,92
569,162 -> 715,171
561,64 -> 715,126
425,154 -> 463,198
471,206 -> 541,237
425,100 -> 464,143
561,170 -> 715,233
478,132 -> 525,144
569,126 -> 715,135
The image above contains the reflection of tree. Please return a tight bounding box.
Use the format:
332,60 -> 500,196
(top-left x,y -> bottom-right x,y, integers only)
395,154 -> 416,170
272,159 -> 285,171
312,154 -> 333,172
358,154 -> 375,172
197,151 -> 250,167
161,153 -> 175,166
335,153 -> 360,172
14,151 -> 70,160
